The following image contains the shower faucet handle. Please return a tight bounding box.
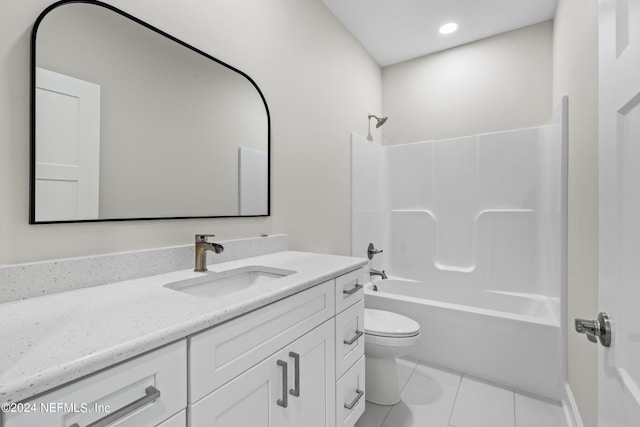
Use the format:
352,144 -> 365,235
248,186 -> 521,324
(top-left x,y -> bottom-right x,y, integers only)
367,243 -> 383,260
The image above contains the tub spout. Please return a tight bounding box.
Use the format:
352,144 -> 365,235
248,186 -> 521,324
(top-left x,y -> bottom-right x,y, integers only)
370,268 -> 387,280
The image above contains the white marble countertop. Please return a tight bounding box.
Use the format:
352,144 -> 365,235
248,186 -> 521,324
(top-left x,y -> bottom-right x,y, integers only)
0,250 -> 367,404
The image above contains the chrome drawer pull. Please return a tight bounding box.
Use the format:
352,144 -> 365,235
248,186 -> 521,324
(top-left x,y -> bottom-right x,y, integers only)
69,386 -> 160,427
343,330 -> 364,345
343,283 -> 363,295
277,360 -> 288,408
344,389 -> 364,410
289,352 -> 300,397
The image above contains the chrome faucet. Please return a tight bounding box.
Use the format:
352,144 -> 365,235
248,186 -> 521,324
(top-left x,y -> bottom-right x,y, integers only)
194,234 -> 224,272
369,268 -> 387,280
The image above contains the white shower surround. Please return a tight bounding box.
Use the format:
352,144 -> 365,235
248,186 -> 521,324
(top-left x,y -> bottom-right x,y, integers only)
351,98 -> 567,400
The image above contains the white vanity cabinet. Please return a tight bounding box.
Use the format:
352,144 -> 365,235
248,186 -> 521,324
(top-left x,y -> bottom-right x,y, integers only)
0,260 -> 368,427
2,340 -> 187,427
188,267 -> 368,427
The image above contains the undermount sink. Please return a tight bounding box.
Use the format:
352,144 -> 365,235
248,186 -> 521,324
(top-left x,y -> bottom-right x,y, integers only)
164,266 -> 295,298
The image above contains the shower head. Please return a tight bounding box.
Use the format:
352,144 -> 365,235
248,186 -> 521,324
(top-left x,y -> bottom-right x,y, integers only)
368,114 -> 388,128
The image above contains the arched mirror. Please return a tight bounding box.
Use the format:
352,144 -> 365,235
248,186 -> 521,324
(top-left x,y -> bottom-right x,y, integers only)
30,0 -> 270,223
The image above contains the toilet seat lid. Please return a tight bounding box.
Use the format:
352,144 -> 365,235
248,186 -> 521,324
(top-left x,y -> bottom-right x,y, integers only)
364,308 -> 420,338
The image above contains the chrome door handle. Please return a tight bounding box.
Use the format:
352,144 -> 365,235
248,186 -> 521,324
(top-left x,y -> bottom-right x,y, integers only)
344,330 -> 364,345
289,352 -> 300,397
575,312 -> 611,347
344,389 -> 364,410
69,386 -> 160,427
277,360 -> 288,408
343,283 -> 363,295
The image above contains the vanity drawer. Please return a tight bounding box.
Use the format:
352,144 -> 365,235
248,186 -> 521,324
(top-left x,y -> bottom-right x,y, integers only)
3,340 -> 186,427
334,268 -> 367,313
189,280 -> 334,403
335,299 -> 365,378
336,356 -> 365,427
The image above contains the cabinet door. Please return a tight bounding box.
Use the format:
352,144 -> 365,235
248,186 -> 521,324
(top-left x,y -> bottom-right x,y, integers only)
189,350 -> 286,427
285,320 -> 335,427
190,320 -> 335,427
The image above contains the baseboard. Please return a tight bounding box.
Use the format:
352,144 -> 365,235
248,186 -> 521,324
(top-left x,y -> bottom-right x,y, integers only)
563,383 -> 584,427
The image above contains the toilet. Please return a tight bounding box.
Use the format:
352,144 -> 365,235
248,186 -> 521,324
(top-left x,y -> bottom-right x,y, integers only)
364,308 -> 420,405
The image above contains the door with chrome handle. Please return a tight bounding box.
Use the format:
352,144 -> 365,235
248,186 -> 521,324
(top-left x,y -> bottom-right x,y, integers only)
575,312 -> 611,347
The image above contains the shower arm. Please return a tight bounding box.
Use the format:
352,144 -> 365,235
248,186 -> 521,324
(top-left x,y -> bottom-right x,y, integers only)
368,114 -> 388,128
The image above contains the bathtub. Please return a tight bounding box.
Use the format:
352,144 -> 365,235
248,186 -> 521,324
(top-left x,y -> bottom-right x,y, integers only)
365,278 -> 563,400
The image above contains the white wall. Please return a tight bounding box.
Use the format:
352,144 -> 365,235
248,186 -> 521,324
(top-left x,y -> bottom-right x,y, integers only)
553,0 -> 600,426
0,0 -> 381,264
382,21 -> 553,144
350,133 -> 384,265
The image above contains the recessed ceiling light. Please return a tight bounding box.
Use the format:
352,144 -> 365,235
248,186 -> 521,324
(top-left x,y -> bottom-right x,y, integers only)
439,22 -> 458,35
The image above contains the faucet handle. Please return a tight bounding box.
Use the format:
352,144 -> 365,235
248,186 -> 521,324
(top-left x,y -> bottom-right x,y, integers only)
196,234 -> 216,243
367,243 -> 383,260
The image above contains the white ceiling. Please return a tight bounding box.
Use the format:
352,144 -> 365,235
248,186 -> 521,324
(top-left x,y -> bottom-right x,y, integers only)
321,0 -> 558,67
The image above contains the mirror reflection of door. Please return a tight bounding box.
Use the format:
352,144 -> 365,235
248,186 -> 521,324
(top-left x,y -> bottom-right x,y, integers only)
35,67 -> 100,221
239,147 -> 268,216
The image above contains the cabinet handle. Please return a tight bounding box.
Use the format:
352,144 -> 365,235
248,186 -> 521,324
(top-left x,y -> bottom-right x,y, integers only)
277,360 -> 288,408
343,283 -> 363,295
69,386 -> 160,427
289,352 -> 301,397
343,330 -> 364,345
344,389 -> 364,410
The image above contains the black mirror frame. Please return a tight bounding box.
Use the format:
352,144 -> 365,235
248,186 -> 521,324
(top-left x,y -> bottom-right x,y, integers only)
29,0 -> 271,224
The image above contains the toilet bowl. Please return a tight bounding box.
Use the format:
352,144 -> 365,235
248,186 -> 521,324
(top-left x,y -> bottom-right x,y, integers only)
364,308 -> 420,405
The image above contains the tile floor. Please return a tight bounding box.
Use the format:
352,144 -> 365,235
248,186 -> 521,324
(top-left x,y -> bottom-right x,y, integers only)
355,359 -> 568,427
